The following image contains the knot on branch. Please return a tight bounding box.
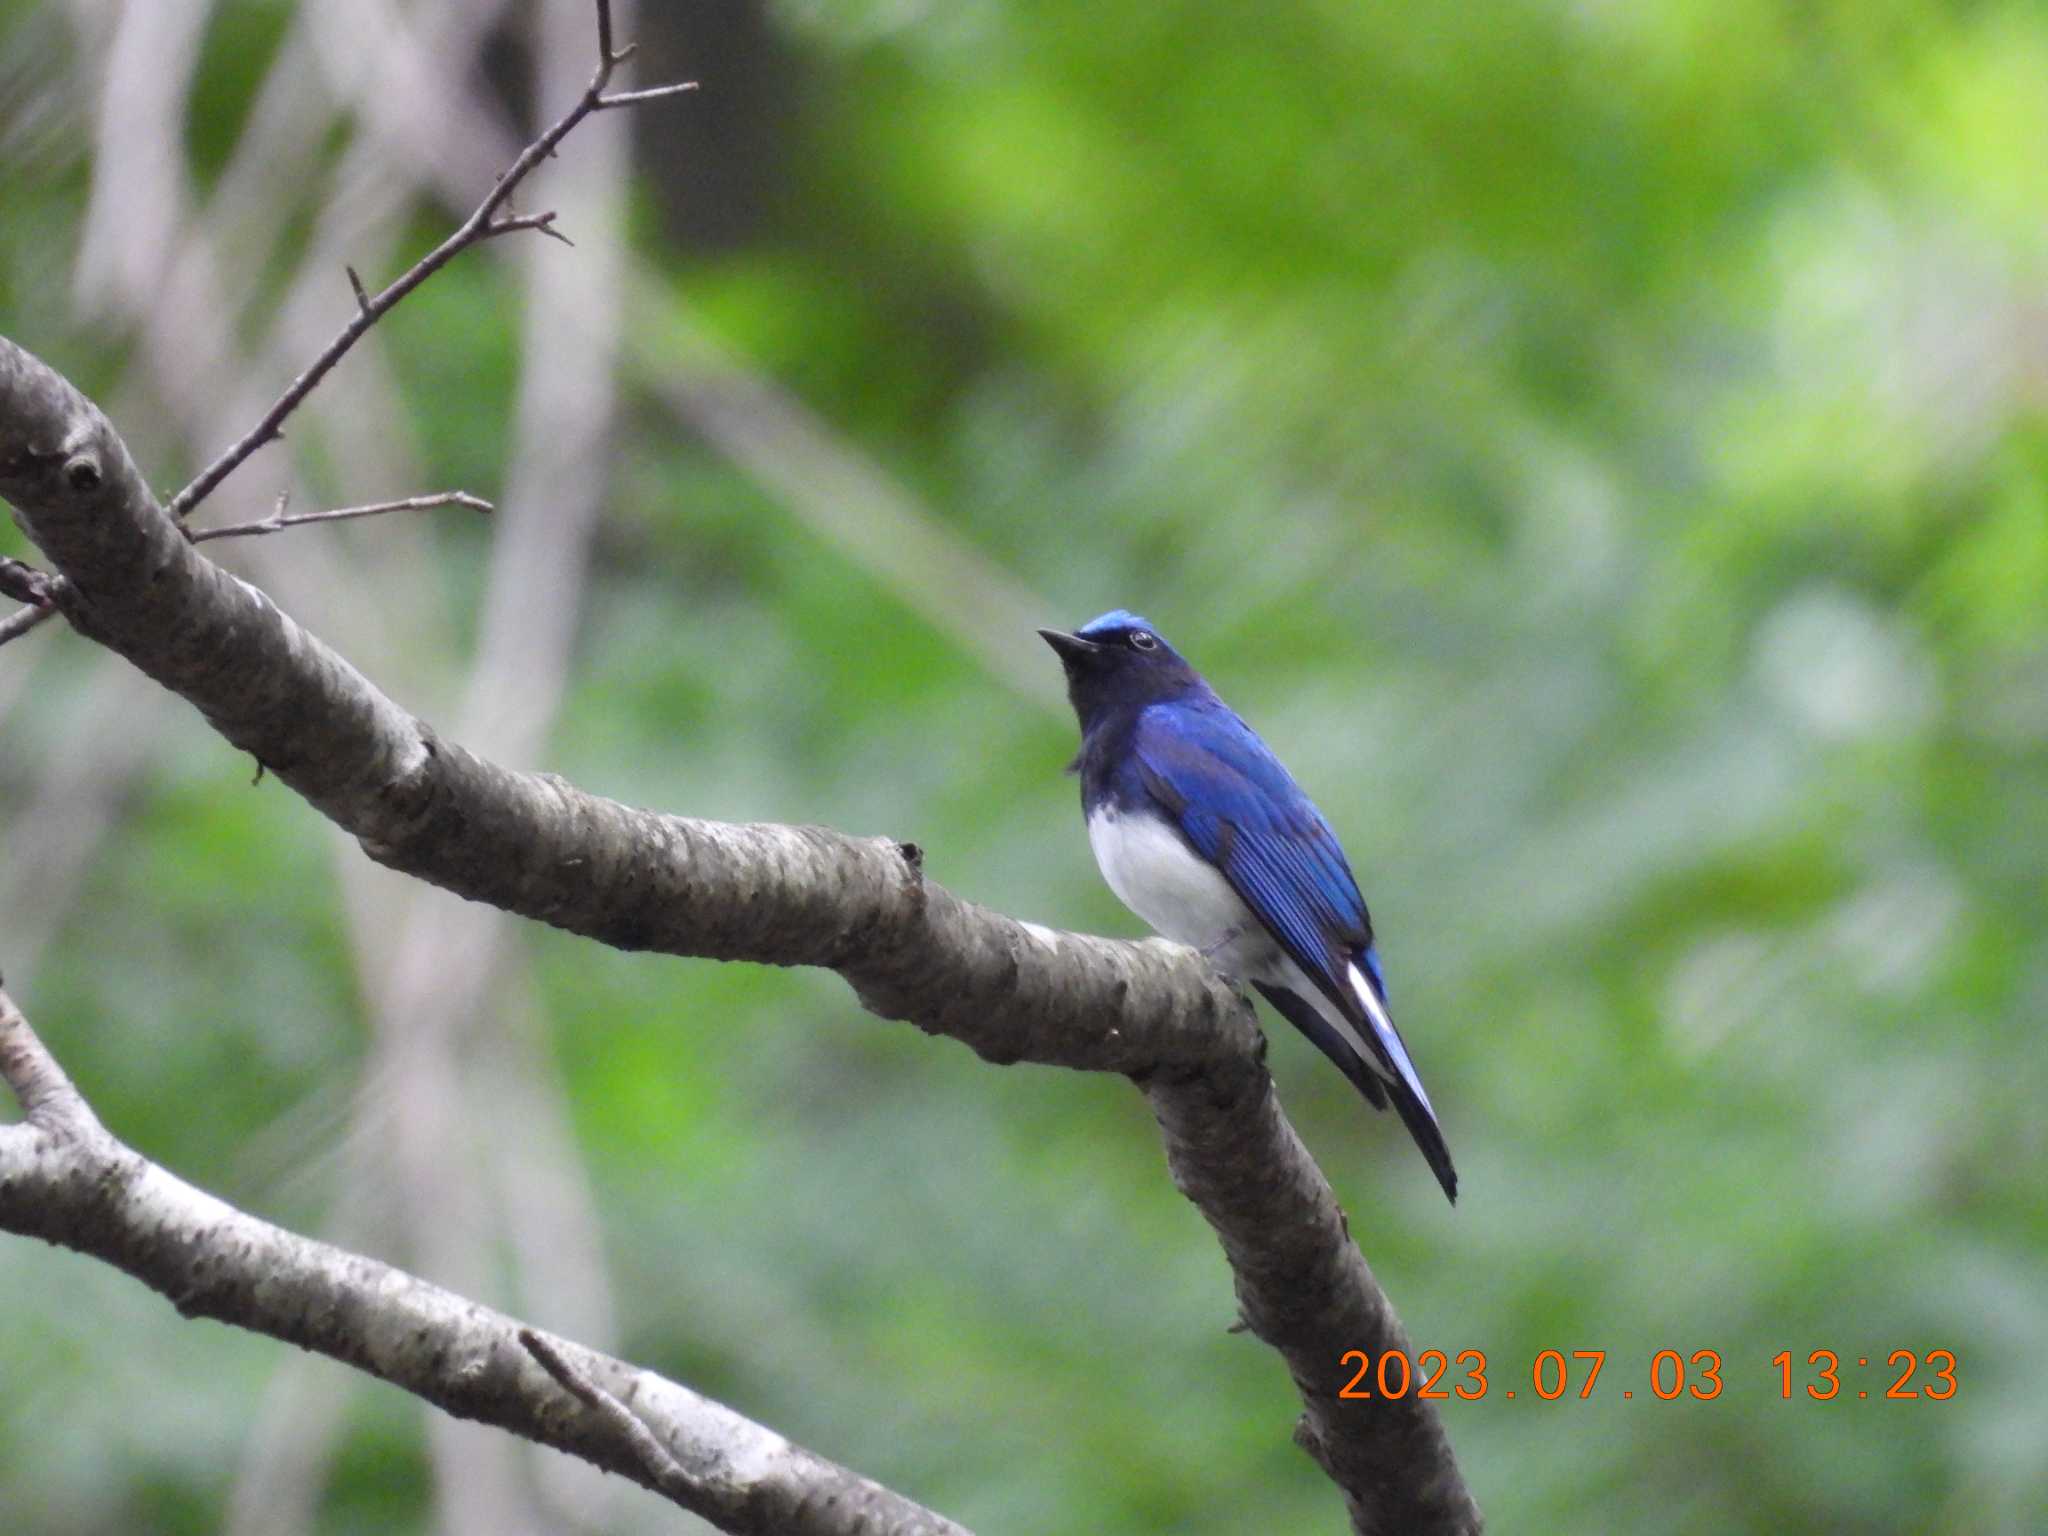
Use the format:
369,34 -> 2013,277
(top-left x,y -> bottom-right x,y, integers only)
0,441 -> 65,487
357,729 -> 446,861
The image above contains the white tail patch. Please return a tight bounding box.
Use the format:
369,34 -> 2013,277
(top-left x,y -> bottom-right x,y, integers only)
1348,960 -> 1435,1117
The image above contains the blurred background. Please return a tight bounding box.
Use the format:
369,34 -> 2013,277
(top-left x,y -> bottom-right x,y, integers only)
2,0 -> 2044,1532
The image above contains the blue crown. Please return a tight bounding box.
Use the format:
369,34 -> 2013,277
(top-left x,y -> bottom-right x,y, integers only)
1076,609 -> 1155,639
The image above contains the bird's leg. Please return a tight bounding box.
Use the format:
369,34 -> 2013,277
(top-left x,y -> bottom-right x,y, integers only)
1197,925 -> 1247,967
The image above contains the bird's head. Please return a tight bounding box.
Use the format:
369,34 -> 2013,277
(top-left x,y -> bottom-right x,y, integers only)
1039,610 -> 1205,723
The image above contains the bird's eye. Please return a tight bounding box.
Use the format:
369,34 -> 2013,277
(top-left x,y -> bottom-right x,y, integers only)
1130,631 -> 1158,651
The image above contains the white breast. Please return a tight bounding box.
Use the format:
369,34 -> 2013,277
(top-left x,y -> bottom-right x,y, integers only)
1087,806 -> 1262,967
1087,807 -> 1403,1090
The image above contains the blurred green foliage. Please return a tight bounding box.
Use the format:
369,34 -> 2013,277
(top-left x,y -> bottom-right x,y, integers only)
3,0 -> 2045,1532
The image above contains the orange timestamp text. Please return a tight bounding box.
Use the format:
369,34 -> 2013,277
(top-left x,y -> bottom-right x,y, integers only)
1336,1348 -> 1957,1402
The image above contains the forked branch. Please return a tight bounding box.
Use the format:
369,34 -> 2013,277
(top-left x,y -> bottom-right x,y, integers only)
0,0 -> 689,657
0,986 -> 967,1536
163,0 -> 694,523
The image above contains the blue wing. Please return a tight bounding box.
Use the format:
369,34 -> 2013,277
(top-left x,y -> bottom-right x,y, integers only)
1131,702 -> 1457,1201
1129,701 -> 1373,986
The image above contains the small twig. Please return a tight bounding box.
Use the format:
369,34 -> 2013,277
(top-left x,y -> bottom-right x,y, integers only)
187,491 -> 493,545
519,1330 -> 696,1499
346,265 -> 371,317
484,210 -> 573,248
2,491 -> 489,647
596,82 -> 699,111
2,490 -> 486,641
163,0 -> 692,525
0,599 -> 58,649
0,556 -> 55,608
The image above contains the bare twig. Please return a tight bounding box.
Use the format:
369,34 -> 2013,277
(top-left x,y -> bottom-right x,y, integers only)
0,0 -> 676,659
0,450 -> 473,673
596,82 -> 699,111
0,555 -> 55,607
163,0 -> 691,523
227,0 -> 1056,718
0,985 -> 971,1536
188,490 -> 493,544
593,0 -> 621,65
0,554 -> 59,649
483,209 -> 569,246
0,600 -> 56,647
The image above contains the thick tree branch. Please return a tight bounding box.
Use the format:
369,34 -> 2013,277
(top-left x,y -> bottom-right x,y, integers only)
0,986 -> 966,1536
0,332 -> 1481,1534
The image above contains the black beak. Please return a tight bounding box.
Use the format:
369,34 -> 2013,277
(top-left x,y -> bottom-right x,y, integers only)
1038,628 -> 1102,665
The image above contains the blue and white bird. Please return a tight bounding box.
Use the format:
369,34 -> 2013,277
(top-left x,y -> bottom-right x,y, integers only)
1041,610 -> 1456,1203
